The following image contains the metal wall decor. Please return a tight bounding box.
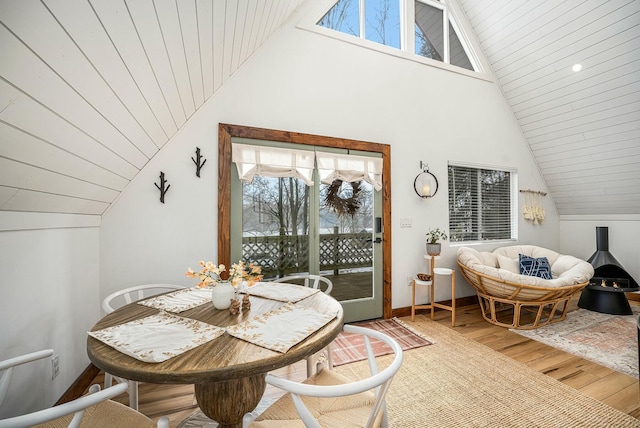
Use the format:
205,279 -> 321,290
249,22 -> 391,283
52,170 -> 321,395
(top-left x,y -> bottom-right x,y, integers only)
155,171 -> 170,203
414,161 -> 438,199
192,147 -> 207,177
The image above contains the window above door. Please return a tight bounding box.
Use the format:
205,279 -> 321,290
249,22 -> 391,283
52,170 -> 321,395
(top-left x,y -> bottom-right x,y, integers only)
308,0 -> 483,75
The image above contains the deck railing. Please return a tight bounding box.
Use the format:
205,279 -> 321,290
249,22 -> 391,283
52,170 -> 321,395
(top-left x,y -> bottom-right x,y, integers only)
242,230 -> 373,276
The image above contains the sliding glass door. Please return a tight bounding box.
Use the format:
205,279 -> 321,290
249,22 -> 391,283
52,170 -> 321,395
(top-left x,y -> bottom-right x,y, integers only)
230,140 -> 382,322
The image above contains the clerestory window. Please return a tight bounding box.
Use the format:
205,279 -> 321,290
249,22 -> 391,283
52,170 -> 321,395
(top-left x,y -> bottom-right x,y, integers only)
317,0 -> 479,72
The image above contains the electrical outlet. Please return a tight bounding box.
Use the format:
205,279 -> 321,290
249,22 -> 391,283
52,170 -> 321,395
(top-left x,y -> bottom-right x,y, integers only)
407,275 -> 414,286
51,354 -> 60,380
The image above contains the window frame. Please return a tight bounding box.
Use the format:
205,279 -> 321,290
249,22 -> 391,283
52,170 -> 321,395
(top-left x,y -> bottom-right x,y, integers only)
447,162 -> 518,245
300,0 -> 487,79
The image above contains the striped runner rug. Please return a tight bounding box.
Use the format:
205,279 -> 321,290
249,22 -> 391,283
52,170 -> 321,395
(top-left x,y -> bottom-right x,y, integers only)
331,317 -> 433,366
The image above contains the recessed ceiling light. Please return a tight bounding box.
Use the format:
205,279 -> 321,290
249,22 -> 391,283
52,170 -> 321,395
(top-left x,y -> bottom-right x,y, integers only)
572,64 -> 582,72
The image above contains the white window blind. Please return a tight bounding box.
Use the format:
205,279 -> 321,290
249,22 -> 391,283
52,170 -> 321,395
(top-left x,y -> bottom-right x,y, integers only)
232,143 -> 315,186
316,152 -> 383,191
448,164 -> 515,242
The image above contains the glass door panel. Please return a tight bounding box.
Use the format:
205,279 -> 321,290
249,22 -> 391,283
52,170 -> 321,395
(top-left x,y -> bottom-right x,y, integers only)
318,180 -> 374,302
240,176 -> 310,280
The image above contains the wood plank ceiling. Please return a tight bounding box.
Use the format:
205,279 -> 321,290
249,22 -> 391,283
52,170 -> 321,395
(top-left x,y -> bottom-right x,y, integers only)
0,0 -> 638,217
0,0 -> 306,216
460,0 -> 640,215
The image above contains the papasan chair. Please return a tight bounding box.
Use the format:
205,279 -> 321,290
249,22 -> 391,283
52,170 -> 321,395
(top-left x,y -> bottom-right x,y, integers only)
457,245 -> 593,329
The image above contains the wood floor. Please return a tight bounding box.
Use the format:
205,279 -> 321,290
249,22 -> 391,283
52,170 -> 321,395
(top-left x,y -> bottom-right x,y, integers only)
98,302 -> 640,427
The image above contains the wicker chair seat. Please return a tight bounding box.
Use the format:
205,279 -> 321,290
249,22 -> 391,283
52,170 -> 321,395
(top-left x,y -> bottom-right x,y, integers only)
457,246 -> 593,329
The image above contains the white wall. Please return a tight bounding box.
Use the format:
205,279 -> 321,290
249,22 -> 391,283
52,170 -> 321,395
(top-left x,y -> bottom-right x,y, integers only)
0,213 -> 100,418
2,1 -> 636,419
101,3 -> 560,310
559,216 -> 640,284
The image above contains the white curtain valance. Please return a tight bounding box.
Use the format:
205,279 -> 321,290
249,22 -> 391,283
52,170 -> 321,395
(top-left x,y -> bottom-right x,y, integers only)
316,152 -> 383,191
232,143 -> 315,186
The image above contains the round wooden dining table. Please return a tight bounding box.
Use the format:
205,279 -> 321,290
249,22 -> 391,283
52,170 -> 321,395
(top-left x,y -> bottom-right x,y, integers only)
87,288 -> 344,428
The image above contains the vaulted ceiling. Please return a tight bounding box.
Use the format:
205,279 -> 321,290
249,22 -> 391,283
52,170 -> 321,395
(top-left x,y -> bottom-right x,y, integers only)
0,0 -> 306,215
0,0 -> 638,217
462,0 -> 640,215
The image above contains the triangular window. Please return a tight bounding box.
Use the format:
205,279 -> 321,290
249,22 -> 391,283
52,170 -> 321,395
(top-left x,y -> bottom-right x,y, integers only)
448,20 -> 473,70
318,0 -> 360,38
317,0 -> 479,73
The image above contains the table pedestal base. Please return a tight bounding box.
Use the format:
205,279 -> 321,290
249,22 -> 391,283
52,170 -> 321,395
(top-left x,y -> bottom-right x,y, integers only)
195,374 -> 266,428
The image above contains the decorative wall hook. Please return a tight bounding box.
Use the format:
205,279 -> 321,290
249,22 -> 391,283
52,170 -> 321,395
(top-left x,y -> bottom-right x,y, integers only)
192,147 -> 207,177
154,171 -> 170,203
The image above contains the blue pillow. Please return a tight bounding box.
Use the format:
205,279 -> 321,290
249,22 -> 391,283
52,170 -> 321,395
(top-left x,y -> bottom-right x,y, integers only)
518,254 -> 552,280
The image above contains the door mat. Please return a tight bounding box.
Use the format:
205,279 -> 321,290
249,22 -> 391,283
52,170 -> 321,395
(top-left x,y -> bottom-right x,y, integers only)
331,317 -> 433,366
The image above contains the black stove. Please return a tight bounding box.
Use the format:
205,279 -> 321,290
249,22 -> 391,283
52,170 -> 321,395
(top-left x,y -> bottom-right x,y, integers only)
578,227 -> 639,315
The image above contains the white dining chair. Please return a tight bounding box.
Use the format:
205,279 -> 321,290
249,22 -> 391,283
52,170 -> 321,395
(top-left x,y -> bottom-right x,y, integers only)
101,283 -> 185,410
0,349 -> 54,408
0,350 -> 169,428
244,324 -> 403,428
273,274 -> 334,376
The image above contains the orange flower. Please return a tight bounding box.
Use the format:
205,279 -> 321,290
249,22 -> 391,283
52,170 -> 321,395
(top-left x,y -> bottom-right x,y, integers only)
245,262 -> 263,286
185,268 -> 197,278
186,260 -> 262,288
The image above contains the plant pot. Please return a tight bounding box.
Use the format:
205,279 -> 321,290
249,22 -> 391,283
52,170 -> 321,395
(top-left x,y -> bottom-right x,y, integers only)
426,243 -> 442,256
211,281 -> 236,309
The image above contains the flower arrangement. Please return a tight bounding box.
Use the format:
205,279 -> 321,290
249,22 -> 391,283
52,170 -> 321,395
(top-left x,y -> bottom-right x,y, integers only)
426,228 -> 448,244
185,260 -> 263,288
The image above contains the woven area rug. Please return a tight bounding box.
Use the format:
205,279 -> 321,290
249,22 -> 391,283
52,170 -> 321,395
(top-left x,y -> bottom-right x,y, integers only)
510,306 -> 639,378
332,318 -> 433,366
178,318 -> 432,427
179,315 -> 640,427
332,316 -> 640,427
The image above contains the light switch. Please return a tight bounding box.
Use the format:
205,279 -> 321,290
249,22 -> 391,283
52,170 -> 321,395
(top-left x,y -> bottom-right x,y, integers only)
400,217 -> 412,228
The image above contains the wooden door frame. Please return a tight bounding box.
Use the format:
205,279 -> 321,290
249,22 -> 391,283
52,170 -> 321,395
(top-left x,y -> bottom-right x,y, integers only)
218,123 -> 392,319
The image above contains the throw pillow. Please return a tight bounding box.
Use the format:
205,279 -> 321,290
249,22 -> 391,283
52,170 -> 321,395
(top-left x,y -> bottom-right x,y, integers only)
497,255 -> 519,274
519,254 -> 552,280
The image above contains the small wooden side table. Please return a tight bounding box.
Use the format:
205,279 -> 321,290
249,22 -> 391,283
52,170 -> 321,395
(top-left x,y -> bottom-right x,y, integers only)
411,256 -> 456,326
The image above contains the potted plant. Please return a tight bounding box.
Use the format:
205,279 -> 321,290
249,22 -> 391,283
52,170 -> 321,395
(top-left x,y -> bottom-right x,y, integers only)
426,228 -> 448,256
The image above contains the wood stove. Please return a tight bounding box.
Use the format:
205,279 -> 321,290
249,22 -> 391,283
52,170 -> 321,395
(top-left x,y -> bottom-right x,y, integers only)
578,227 -> 639,315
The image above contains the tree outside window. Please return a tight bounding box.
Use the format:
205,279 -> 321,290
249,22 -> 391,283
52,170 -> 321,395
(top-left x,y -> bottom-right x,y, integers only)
448,164 -> 515,242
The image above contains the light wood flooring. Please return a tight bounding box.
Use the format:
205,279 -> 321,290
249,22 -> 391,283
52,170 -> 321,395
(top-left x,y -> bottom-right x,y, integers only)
98,302 -> 640,427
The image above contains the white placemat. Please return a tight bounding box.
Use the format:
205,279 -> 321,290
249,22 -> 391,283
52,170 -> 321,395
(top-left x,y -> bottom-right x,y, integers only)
226,303 -> 337,353
88,312 -> 225,363
241,282 -> 320,303
138,287 -> 212,313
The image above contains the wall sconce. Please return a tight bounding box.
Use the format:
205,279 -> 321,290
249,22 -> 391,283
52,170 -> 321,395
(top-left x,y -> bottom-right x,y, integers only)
414,161 -> 438,199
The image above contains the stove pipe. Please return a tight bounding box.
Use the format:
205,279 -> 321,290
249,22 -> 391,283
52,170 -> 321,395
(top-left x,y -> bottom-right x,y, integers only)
587,226 -> 638,288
